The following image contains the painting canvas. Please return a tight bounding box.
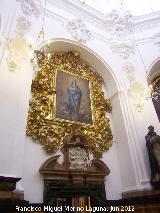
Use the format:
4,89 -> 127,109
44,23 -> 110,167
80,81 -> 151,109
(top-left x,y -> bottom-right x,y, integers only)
56,70 -> 93,124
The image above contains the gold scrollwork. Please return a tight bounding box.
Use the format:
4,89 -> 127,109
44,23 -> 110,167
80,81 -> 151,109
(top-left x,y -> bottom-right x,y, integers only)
26,51 -> 112,158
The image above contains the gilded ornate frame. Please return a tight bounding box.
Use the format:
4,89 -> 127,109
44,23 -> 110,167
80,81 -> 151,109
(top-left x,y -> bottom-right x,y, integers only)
27,51 -> 112,158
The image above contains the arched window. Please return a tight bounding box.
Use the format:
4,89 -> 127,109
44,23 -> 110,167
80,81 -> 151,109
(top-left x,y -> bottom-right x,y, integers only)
152,77 -> 160,122
149,59 -> 160,122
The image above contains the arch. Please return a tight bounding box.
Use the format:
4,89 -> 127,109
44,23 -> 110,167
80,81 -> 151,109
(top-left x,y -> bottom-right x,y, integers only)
148,57 -> 160,83
148,58 -> 160,122
39,155 -> 62,172
90,159 -> 110,174
41,38 -> 120,97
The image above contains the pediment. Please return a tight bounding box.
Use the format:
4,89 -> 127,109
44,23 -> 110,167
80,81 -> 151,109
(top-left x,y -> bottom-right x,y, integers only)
39,135 -> 110,182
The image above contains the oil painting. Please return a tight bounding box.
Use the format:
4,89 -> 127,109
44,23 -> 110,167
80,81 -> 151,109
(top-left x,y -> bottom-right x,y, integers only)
56,70 -> 93,124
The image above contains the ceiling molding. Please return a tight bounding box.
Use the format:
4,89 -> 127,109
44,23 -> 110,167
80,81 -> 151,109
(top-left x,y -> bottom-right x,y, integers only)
43,0 -> 160,49
47,0 -> 160,33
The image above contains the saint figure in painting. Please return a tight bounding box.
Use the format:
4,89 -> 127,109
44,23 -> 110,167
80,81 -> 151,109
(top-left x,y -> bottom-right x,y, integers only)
68,80 -> 82,120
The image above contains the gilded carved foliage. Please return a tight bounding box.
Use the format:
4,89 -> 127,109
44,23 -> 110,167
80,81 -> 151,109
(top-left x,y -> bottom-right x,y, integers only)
27,51 -> 112,158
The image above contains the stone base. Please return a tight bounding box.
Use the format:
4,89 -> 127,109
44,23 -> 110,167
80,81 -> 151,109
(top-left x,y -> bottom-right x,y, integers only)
0,189 -> 24,200
0,190 -> 12,198
122,188 -> 160,198
12,190 -> 24,200
0,176 -> 21,199
121,189 -> 160,213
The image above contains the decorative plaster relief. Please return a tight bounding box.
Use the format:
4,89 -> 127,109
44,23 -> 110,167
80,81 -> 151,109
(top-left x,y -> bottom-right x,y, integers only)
110,40 -> 135,59
6,36 -> 31,72
122,61 -> 146,112
68,147 -> 87,170
63,18 -> 93,43
104,10 -> 135,59
122,62 -> 146,111
152,32 -> 160,49
122,61 -> 146,111
5,0 -> 42,69
104,10 -> 133,39
128,82 -> 146,112
16,0 -> 42,18
15,16 -> 31,36
122,62 -> 136,84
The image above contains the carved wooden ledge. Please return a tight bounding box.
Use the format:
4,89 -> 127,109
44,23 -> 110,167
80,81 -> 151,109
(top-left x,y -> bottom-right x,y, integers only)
0,176 -> 21,199
39,155 -> 110,183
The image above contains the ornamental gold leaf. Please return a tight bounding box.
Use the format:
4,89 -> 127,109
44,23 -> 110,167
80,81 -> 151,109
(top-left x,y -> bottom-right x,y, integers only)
26,51 -> 112,158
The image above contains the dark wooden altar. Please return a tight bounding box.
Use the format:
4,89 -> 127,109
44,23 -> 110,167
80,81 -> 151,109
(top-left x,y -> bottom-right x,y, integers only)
39,135 -> 110,210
